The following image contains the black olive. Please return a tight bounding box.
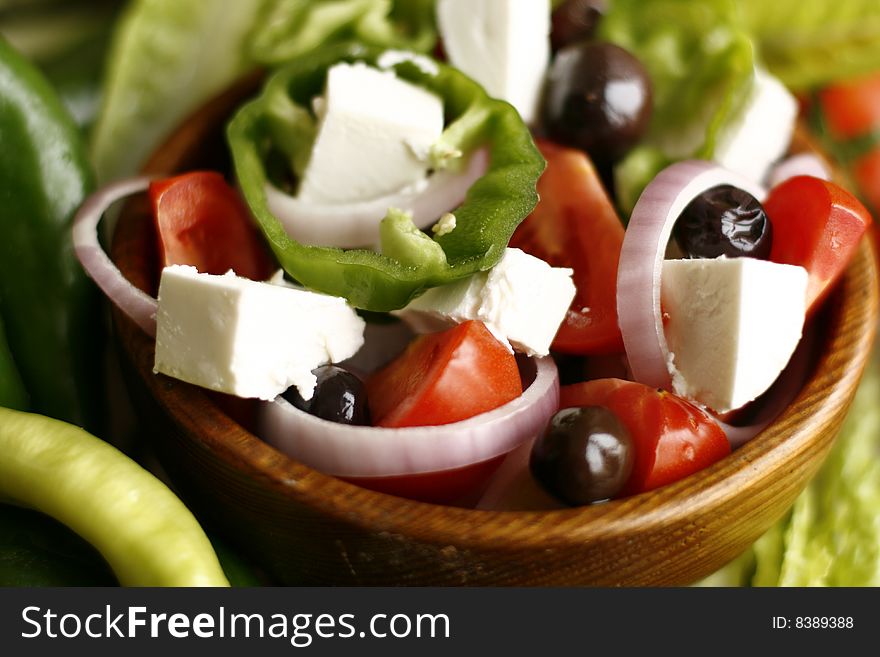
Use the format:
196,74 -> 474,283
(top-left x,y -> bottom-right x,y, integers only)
673,185 -> 773,259
550,0 -> 606,52
541,41 -> 652,164
282,365 -> 371,426
530,406 -> 634,505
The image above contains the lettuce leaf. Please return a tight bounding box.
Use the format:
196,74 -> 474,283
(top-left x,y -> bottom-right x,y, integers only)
775,345 -> 880,586
702,342 -> 880,587
90,0 -> 438,183
248,0 -> 436,66
598,0 -> 755,214
739,0 -> 880,90
90,0 -> 265,182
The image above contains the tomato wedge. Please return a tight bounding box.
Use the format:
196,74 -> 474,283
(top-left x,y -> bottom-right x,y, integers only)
559,379 -> 730,497
764,176 -> 872,313
817,74 -> 880,140
854,148 -> 880,212
510,139 -> 625,355
815,74 -> 880,212
366,320 -> 522,428
150,171 -> 274,281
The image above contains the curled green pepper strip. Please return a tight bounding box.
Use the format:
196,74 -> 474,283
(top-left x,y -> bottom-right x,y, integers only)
0,38 -> 102,428
0,407 -> 229,587
227,43 -> 545,311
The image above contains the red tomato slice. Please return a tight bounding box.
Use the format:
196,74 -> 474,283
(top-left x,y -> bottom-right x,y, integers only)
764,176 -> 872,313
366,320 -> 522,428
854,148 -> 880,212
150,171 -> 274,281
342,456 -> 504,506
510,139 -> 625,355
818,74 -> 880,140
559,379 -> 730,497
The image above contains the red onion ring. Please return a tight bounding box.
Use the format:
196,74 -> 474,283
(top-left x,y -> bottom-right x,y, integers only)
72,177 -> 158,337
617,161 -> 765,390
258,355 -> 559,477
475,440 -> 564,511
767,153 -> 831,188
264,149 -> 489,248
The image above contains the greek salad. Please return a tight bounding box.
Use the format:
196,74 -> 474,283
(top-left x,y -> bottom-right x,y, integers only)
73,0 -> 873,509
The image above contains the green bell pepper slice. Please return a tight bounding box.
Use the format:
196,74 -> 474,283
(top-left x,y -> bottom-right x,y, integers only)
227,43 -> 545,312
0,37 -> 102,428
0,407 -> 229,587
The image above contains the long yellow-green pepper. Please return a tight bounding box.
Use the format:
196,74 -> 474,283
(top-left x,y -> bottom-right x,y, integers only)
0,407 -> 229,587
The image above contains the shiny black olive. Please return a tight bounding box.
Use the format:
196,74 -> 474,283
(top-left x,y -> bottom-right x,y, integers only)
530,405 -> 634,505
550,0 -> 606,52
541,41 -> 652,164
282,365 -> 371,426
673,185 -> 773,259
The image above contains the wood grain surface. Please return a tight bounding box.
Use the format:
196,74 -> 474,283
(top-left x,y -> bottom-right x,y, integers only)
110,76 -> 879,586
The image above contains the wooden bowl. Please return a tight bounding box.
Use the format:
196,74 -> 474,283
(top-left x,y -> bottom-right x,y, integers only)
111,76 -> 879,586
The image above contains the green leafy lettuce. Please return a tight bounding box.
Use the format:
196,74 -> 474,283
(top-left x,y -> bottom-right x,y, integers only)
90,0 -> 266,182
90,0 -> 437,183
704,343 -> 880,586
249,0 -> 435,66
738,0 -> 880,91
598,0 -> 755,214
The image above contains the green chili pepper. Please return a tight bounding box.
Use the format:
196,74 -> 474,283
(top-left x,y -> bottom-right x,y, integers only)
227,43 -> 545,312
0,37 -> 102,428
0,407 -> 230,587
0,313 -> 29,411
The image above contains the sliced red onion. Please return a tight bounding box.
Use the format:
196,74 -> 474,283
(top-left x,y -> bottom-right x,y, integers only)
475,440 -> 564,511
264,148 -> 489,248
617,161 -> 765,390
72,177 -> 158,337
767,153 -> 831,188
258,356 -> 559,477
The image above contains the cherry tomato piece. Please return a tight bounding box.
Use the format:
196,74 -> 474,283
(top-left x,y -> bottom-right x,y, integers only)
150,171 -> 274,281
854,148 -> 880,212
366,320 -> 522,428
817,74 -> 880,140
510,140 -> 625,355
343,456 -> 504,506
559,379 -> 730,497
764,176 -> 872,313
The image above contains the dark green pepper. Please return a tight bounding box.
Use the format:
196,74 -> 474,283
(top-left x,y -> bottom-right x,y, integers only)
227,43 -> 545,312
0,314 -> 28,411
0,504 -> 116,586
0,37 -> 101,428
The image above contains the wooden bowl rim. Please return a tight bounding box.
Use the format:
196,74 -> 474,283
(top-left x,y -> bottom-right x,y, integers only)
112,77 -> 879,556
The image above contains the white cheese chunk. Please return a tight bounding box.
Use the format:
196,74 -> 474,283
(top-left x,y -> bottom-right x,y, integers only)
154,266 -> 365,401
436,0 -> 550,124
296,62 -> 444,204
713,68 -> 798,185
661,257 -> 807,413
394,248 -> 575,356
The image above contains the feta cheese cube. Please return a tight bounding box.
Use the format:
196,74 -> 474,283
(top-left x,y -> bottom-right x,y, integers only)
437,0 -> 550,124
713,68 -> 798,184
661,257 -> 807,413
394,248 -> 576,356
154,266 -> 365,401
296,62 -> 444,204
